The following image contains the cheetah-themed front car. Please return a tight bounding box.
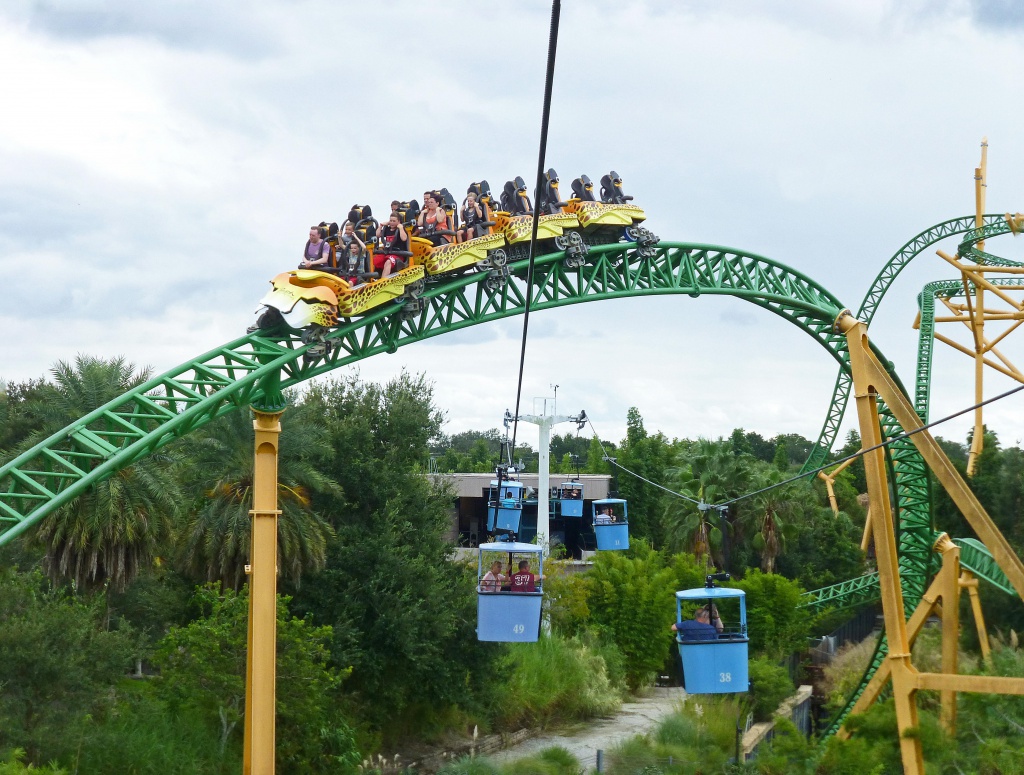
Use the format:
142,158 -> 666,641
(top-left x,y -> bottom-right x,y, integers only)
251,265 -> 426,356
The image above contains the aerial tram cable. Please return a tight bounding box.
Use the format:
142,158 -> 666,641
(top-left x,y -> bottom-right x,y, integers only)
507,0 -> 562,462
583,381 -> 1024,512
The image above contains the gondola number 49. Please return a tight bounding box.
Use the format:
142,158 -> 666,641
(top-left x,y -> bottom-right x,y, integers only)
513,624 -> 525,634
719,672 -> 732,683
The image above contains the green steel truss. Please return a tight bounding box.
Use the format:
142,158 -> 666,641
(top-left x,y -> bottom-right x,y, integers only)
955,538 -> 1016,595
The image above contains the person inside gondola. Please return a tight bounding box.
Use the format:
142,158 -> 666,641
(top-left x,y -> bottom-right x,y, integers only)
479,560 -> 506,593
509,559 -> 537,592
375,213 -> 409,278
595,506 -> 614,525
300,225 -> 333,269
671,604 -> 723,640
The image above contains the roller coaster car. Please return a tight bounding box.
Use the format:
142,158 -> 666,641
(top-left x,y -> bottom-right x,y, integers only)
565,170 -> 660,255
417,183 -> 508,279
494,173 -> 586,264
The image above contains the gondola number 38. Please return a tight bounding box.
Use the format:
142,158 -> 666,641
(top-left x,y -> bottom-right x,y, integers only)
513,624 -> 525,634
719,672 -> 732,683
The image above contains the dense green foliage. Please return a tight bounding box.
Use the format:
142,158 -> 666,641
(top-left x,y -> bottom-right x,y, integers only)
4,359 -> 1024,772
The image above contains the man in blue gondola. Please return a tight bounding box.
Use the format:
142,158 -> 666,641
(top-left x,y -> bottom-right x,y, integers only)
509,559 -> 537,592
672,604 -> 723,641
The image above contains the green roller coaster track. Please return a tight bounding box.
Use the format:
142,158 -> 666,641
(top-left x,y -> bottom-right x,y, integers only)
0,229 -> 1018,740
806,216 -> 1024,735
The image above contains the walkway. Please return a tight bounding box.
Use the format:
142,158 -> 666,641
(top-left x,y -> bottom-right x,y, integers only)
486,687 -> 687,770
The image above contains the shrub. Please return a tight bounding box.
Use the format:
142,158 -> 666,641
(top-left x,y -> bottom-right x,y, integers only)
436,756 -> 501,775
820,636 -> 878,715
543,566 -> 591,638
492,634 -> 620,730
499,746 -> 581,775
0,750 -> 66,774
751,718 -> 812,775
732,571 -> 808,659
585,546 -> 677,688
747,657 -> 794,722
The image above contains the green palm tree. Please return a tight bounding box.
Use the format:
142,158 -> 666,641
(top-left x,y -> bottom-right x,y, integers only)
663,438 -> 751,566
742,468 -> 804,574
32,356 -> 183,593
176,404 -> 339,590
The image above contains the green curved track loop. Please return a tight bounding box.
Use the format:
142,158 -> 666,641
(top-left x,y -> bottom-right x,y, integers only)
804,214 -> 1012,475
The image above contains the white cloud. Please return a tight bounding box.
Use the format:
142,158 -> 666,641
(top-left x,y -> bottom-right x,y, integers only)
2,1 -> 1023,454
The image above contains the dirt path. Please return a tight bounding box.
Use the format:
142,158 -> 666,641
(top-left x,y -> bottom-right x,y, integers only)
486,687 -> 687,770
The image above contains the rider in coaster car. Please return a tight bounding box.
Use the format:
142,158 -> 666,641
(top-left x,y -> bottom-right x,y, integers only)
300,223 -> 335,269
338,236 -> 370,285
375,212 -> 411,278
461,191 -> 483,242
600,171 -> 633,205
571,174 -> 598,202
416,190 -> 452,246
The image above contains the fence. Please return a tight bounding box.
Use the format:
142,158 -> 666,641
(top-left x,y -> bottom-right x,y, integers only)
809,606 -> 880,666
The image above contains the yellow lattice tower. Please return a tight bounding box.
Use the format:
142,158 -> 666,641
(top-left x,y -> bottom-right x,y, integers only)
915,139 -> 1024,475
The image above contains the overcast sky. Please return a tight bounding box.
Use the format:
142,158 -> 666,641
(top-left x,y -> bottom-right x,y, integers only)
3,1 -> 1024,452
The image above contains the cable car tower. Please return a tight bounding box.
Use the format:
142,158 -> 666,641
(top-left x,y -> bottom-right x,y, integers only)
514,387 -> 586,554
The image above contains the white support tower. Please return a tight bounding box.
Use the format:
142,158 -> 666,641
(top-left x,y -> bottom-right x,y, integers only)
517,393 -> 585,556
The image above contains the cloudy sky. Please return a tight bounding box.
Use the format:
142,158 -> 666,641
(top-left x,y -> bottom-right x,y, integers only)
3,0 -> 1024,452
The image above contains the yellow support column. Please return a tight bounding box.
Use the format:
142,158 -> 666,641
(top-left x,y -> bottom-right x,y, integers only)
967,139 -> 988,476
838,313 -> 924,775
933,535 -> 961,735
243,408 -> 283,775
959,571 -> 991,663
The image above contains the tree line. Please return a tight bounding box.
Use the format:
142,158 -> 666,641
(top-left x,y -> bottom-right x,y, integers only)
2,356 -> 1023,772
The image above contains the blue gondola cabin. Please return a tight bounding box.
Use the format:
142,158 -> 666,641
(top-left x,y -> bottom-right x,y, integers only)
477,542 -> 544,642
592,498 -> 629,550
487,480 -> 524,537
674,587 -> 749,694
556,481 -> 584,518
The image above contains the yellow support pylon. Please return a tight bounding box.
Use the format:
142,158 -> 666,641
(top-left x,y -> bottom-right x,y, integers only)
243,408 -> 283,775
836,311 -> 1024,773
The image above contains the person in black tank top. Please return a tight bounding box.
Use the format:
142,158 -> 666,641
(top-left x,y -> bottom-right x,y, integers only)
461,191 -> 483,242
374,213 -> 410,278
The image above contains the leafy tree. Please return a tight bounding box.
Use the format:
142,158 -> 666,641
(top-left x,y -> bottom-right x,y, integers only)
729,427 -> 752,456
585,435 -> 611,475
27,356 -> 184,594
154,584 -> 355,772
585,545 -> 677,688
0,569 -> 136,765
838,429 -> 867,493
616,408 -> 674,545
775,507 -> 864,590
663,438 -> 749,566
0,378 -> 54,458
174,403 -> 337,590
772,440 -> 789,472
289,373 -> 499,736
